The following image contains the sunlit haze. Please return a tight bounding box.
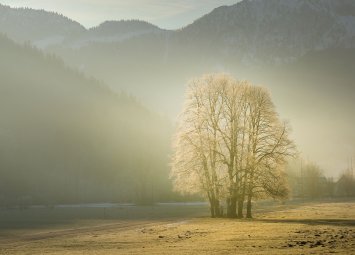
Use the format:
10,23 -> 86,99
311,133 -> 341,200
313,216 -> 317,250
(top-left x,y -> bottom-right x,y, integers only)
0,1 -> 354,253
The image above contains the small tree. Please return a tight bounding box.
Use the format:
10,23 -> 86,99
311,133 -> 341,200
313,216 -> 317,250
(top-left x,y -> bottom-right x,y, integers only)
336,171 -> 355,197
301,163 -> 325,199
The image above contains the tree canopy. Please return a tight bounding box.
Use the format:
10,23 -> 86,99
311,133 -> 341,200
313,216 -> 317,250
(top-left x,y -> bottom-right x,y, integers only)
171,74 -> 295,218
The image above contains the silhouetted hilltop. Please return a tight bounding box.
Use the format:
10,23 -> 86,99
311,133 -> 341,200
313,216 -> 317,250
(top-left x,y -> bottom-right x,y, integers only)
0,3 -> 85,47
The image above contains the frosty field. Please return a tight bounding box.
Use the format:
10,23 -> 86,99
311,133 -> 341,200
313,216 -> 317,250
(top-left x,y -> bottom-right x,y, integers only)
0,201 -> 354,254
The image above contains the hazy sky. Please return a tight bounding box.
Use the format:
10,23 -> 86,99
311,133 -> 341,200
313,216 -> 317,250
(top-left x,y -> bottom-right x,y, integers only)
0,0 -> 240,29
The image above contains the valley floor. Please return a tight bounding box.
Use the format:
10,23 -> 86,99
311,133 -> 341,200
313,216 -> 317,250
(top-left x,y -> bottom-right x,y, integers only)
0,201 -> 354,254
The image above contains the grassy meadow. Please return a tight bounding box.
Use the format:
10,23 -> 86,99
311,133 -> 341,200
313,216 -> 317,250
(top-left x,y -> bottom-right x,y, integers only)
0,201 -> 354,254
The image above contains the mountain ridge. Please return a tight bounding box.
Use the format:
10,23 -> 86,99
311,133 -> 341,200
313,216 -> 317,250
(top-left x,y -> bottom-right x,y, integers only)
2,0 -> 355,62
180,0 -> 355,64
0,3 -> 85,46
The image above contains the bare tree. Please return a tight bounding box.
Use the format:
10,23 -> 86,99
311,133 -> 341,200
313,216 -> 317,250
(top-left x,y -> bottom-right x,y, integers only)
171,74 -> 295,218
299,162 -> 331,199
243,86 -> 295,217
171,75 -> 227,217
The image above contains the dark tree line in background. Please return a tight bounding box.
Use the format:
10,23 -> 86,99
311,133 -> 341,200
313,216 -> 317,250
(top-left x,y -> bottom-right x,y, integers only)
287,159 -> 355,199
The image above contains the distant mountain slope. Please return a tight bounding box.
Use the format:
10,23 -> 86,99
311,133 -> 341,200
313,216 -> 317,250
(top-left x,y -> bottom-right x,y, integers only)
88,20 -> 162,38
0,4 -> 164,48
180,0 -> 355,64
0,34 -> 172,205
65,20 -> 164,48
0,4 -> 85,47
1,0 -> 354,62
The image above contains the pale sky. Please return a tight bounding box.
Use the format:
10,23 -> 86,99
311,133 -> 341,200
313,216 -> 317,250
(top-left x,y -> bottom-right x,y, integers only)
0,0 -> 240,29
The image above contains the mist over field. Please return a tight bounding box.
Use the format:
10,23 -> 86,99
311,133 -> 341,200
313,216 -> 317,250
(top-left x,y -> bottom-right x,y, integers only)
2,0 -> 353,176
0,1 -> 354,254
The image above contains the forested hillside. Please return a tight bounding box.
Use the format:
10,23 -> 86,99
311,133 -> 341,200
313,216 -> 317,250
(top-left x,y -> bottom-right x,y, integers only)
0,34 -> 172,206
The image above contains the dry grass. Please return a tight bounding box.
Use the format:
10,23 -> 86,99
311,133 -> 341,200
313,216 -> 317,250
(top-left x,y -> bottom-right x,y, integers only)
0,202 -> 354,254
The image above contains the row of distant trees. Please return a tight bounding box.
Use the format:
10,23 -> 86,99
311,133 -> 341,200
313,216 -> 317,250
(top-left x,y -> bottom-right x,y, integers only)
287,160 -> 355,199
171,74 -> 295,218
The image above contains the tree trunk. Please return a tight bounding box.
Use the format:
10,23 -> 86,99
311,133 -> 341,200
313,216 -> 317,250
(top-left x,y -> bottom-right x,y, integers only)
209,196 -> 221,218
226,197 -> 231,217
208,196 -> 215,218
246,195 -> 252,218
210,205 -> 215,218
230,196 -> 237,218
214,199 -> 221,217
226,195 -> 237,218
237,199 -> 244,218
238,178 -> 247,218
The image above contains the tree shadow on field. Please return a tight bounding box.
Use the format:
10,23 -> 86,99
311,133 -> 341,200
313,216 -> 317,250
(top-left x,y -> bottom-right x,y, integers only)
256,218 -> 355,227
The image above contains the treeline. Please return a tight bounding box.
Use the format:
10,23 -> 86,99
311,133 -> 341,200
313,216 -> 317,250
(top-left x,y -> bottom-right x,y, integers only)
0,34 -> 173,207
287,160 -> 355,199
171,74 -> 295,218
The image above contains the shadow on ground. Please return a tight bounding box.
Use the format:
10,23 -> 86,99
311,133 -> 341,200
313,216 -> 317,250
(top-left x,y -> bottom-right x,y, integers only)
257,218 -> 355,227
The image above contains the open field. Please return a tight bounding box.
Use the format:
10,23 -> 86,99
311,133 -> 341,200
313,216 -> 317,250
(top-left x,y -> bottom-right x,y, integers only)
0,201 -> 354,254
